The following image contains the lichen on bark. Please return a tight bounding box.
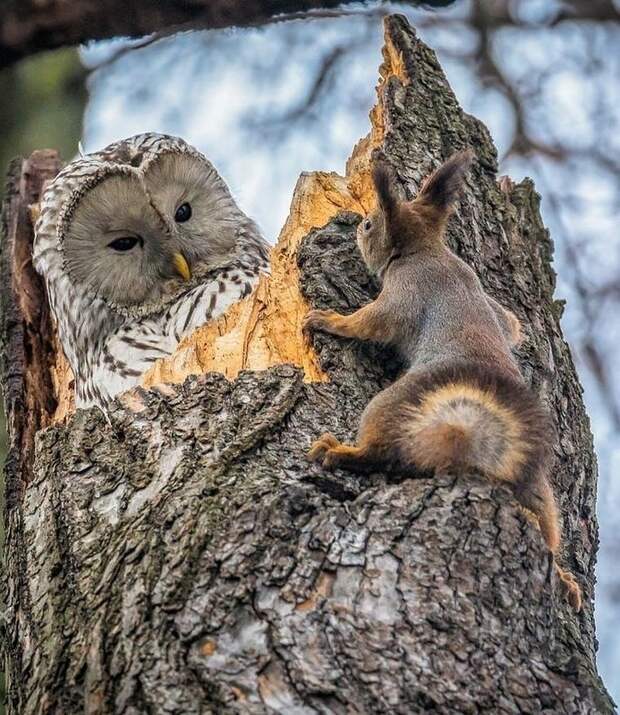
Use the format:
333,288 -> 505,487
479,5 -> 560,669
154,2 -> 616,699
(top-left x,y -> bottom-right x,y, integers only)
0,14 -> 613,715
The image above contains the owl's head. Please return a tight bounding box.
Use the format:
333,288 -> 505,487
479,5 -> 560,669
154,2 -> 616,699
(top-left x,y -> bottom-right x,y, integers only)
43,134 -> 257,315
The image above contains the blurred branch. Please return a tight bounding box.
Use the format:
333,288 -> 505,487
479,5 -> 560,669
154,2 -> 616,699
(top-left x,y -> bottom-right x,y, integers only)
469,1 -> 566,160
534,158 -> 620,434
488,0 -> 620,27
281,44 -> 348,121
249,13 -> 381,132
90,5 -> 391,72
0,0 -> 456,70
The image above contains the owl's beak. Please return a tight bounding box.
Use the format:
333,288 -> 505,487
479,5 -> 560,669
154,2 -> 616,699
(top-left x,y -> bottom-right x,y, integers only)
172,252 -> 191,282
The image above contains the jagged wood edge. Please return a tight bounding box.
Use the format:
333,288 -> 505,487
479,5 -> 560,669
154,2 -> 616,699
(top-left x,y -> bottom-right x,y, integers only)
0,14 -> 613,714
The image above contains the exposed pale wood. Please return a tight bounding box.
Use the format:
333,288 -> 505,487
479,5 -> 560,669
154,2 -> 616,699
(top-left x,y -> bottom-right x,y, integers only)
48,27 -> 413,407
0,15 -> 613,714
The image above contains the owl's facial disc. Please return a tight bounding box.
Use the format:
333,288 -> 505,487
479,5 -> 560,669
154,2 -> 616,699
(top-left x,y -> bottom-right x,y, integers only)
63,173 -> 193,308
144,152 -> 243,272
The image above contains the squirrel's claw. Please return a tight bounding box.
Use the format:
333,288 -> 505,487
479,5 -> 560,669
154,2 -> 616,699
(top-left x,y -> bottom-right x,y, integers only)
556,565 -> 583,612
303,309 -> 337,335
307,432 -> 340,462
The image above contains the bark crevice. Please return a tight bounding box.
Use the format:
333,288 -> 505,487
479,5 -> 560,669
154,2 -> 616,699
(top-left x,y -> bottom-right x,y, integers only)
1,14 -> 613,714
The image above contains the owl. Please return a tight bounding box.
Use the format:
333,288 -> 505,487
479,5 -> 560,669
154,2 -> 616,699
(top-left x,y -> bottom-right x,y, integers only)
33,133 -> 270,410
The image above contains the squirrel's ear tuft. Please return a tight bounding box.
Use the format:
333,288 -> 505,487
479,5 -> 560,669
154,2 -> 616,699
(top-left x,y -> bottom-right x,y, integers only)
417,149 -> 474,210
372,162 -> 399,219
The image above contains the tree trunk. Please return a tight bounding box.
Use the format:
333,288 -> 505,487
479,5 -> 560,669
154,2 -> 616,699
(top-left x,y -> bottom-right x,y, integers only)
0,15 -> 613,714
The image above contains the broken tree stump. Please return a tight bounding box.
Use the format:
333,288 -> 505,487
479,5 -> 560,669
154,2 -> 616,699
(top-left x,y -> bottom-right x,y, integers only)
0,15 -> 613,714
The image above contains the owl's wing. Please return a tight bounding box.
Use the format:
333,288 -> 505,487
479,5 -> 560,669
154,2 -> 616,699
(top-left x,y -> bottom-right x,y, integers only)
90,267 -> 262,406
164,267 -> 261,343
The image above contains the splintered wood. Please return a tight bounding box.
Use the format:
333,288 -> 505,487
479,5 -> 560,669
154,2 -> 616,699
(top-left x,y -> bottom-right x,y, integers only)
142,172 -> 369,390
141,33 -> 408,393
45,25 -> 408,420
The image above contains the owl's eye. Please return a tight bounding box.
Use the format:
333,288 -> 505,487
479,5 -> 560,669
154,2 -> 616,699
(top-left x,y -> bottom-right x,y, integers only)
175,203 -> 192,223
364,219 -> 372,231
108,236 -> 140,252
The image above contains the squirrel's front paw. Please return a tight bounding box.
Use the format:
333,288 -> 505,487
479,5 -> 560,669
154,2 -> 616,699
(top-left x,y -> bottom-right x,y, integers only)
303,309 -> 339,335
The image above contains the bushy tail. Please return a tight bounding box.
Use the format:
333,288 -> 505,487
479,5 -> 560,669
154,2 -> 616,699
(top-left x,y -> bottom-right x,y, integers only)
403,380 -> 528,483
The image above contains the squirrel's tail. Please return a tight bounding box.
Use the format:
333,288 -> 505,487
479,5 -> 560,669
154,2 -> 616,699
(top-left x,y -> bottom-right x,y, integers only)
399,364 -> 559,548
403,380 -> 528,482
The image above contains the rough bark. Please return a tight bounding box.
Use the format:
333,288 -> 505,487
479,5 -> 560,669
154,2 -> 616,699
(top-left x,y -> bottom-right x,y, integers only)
0,14 -> 613,715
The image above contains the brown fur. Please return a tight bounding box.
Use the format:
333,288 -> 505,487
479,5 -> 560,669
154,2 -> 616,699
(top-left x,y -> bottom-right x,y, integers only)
412,422 -> 471,473
305,151 -> 581,611
303,303 -> 396,343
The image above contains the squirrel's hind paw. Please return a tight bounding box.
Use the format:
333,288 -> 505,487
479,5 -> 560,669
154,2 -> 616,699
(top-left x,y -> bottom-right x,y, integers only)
556,565 -> 583,612
308,433 -> 341,463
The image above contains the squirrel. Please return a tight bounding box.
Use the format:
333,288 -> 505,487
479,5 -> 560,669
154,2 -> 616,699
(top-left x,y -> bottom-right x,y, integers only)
304,150 -> 582,611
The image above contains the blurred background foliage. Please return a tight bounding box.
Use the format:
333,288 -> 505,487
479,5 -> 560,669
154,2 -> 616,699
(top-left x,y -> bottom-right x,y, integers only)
0,49 -> 86,198
0,0 -> 618,710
